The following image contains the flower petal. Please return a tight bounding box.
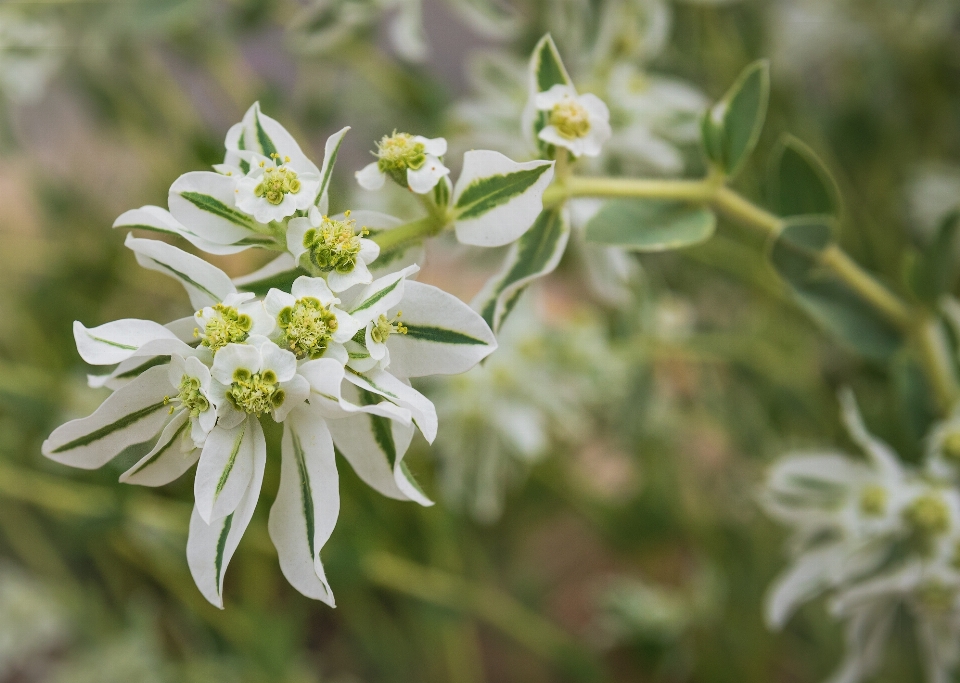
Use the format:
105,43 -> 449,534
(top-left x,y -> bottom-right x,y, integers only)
316,126 -> 350,214
345,369 -> 437,443
346,264 -> 420,321
355,162 -> 386,191
74,319 -> 179,366
120,410 -> 198,486
194,417 -> 256,524
113,205 -> 248,255
406,156 -> 450,194
42,365 -> 171,469
268,406 -> 339,605
187,417 -> 266,608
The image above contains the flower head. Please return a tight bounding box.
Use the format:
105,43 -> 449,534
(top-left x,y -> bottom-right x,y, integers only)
287,207 -> 380,292
235,153 -> 320,224
264,276 -> 362,362
535,84 -> 611,158
194,293 -> 274,354
355,132 -> 450,194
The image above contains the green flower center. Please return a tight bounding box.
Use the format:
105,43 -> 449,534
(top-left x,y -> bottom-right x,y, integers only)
549,99 -> 591,140
197,304 -> 252,353
376,132 -> 426,185
175,375 -> 209,417
278,296 -> 339,359
943,431 -> 960,462
371,312 -> 407,345
228,368 -> 284,415
302,211 -> 367,274
254,155 -> 301,205
917,581 -> 957,611
904,494 -> 951,551
859,484 -> 888,517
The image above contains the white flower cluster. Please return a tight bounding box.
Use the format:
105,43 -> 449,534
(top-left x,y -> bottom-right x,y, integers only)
762,389 -> 960,683
42,104 -> 501,608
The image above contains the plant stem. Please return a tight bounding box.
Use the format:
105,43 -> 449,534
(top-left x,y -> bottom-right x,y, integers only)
544,176 -> 715,206
369,215 -> 444,252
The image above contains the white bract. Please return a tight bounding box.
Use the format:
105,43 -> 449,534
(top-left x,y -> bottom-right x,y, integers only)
356,132 -> 450,194
535,84 -> 611,158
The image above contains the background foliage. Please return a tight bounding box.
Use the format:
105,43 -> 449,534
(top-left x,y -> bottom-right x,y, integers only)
2,0 -> 960,681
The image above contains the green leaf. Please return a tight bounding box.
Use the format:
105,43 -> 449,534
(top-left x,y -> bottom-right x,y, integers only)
702,60 -> 770,177
454,165 -> 553,220
473,206 -> 570,332
904,210 -> 960,305
531,34 -> 571,94
768,135 -> 840,217
769,216 -> 903,359
584,199 -> 716,252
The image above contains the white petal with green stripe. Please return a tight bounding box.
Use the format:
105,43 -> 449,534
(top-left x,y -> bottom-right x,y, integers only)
268,406 -> 339,605
194,416 -> 255,524
88,354 -> 172,391
347,264 -> 420,322
169,171 -> 273,248
120,410 -> 198,486
327,384 -> 431,506
42,365 -> 172,469
345,369 -> 437,443
125,235 -> 236,310
113,205 -> 248,256
521,34 -> 573,154
316,126 -> 350,214
187,416 -> 266,609
452,151 -> 554,247
74,318 -> 180,366
472,206 -> 570,332
299,358 -> 413,423
382,281 -> 496,377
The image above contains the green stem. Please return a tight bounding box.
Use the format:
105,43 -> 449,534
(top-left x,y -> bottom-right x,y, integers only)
369,215 -> 445,253
544,176 -> 715,206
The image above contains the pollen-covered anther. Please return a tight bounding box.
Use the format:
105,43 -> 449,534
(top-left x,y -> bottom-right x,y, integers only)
228,367 -> 284,415
858,484 -> 888,517
278,296 -> 339,359
302,214 -> 364,274
254,154 -> 302,205
549,97 -> 591,140
375,131 -> 426,184
199,304 -> 252,353
371,311 -> 407,344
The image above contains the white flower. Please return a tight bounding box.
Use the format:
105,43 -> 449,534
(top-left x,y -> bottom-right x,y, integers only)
263,275 -> 363,363
535,84 -> 611,158
355,132 -> 450,194
194,292 -> 275,354
286,206 -> 380,291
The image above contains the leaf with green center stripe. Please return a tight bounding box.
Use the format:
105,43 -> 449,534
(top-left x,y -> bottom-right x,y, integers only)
194,417 -> 255,524
585,199 -> 716,252
522,34 -> 573,155
701,60 -> 770,178
327,386 -> 431,506
169,171 -> 269,250
73,318 -> 182,366
453,151 -> 554,247
316,126 -> 350,214
268,408 -> 339,605
120,411 -> 199,486
187,417 -> 266,609
348,264 -> 419,318
768,215 -> 903,359
42,365 -> 172,469
472,206 -> 570,333
384,281 -> 497,377
126,235 -> 237,310
113,205 -> 250,256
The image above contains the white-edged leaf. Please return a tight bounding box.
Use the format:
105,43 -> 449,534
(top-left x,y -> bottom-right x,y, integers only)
472,206 -> 570,332
452,151 -> 554,247
169,171 -> 275,249
316,126 -> 350,214
268,406 -> 339,605
125,235 -> 236,310
113,205 -> 248,256
42,365 -> 171,469
74,319 -> 179,366
384,281 -> 496,377
194,417 -> 255,524
345,369 -> 438,443
120,410 -> 198,486
347,264 -> 419,320
187,416 -> 266,609
584,199 -> 716,251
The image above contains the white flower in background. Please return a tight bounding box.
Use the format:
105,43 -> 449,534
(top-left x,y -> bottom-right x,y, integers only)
263,275 -> 362,363
356,132 -> 450,194
535,84 -> 611,158
762,389 -> 960,683
286,207 -> 380,291
0,9 -> 62,105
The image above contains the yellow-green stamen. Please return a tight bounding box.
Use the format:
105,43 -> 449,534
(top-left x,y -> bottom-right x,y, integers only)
549,98 -> 591,140
375,131 -> 427,185
254,154 -> 301,205
197,304 -> 252,353
370,311 -> 407,345
278,297 -> 339,359
228,368 -> 284,415
302,210 -> 367,274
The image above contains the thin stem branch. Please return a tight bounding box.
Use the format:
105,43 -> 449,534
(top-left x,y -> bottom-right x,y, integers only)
369,215 -> 444,253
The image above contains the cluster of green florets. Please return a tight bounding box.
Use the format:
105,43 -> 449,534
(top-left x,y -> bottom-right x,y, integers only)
228,368 -> 284,415
904,493 -> 951,555
255,154 -> 301,205
859,484 -> 888,517
370,312 -> 407,344
303,211 -> 367,274
197,304 -> 252,353
174,375 -> 210,417
278,297 -> 339,359
549,98 -> 591,140
375,132 -> 426,185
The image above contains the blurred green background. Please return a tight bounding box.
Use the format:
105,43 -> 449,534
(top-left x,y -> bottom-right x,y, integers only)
2,0 -> 960,681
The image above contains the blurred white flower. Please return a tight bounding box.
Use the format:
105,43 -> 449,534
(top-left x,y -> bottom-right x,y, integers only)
535,84 -> 611,158
0,9 -> 61,105
356,132 -> 450,194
